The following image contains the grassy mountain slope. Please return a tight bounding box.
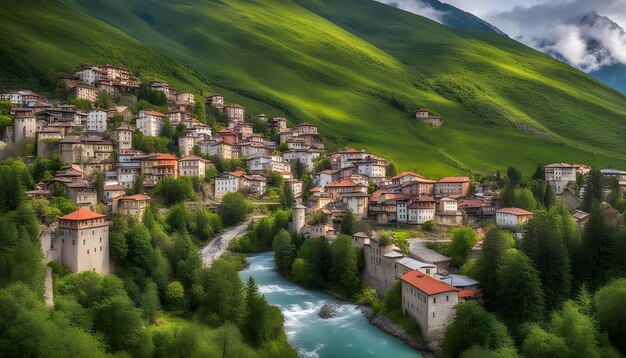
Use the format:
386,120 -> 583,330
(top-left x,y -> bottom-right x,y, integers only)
2,0 -> 626,176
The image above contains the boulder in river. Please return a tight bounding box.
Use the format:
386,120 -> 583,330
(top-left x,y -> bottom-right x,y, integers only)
319,303 -> 341,319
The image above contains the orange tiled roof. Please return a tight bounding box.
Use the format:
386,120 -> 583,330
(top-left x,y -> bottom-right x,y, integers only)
400,271 -> 460,295
59,208 -> 105,221
496,207 -> 533,216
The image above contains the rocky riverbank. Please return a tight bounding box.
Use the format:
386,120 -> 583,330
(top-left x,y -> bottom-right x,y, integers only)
359,306 -> 438,358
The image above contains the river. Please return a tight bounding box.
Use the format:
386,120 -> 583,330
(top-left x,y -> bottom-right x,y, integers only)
239,252 -> 421,358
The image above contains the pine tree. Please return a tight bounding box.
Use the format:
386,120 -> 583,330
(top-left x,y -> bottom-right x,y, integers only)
582,202 -> 614,288
521,211 -> 571,310
476,228 -> 512,310
496,251 -> 545,323
544,182 -> 555,208
340,210 -> 356,235
582,168 -> 604,212
293,159 -> 304,179
243,277 -> 267,347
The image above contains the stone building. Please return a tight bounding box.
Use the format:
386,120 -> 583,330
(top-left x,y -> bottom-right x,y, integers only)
13,109 -> 36,142
41,208 -> 111,274
112,194 -> 151,222
400,271 -> 459,336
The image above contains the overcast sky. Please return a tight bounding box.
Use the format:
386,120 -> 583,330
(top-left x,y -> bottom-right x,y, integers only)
377,0 -> 626,73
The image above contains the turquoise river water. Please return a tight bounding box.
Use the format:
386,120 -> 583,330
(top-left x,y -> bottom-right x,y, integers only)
239,252 -> 421,358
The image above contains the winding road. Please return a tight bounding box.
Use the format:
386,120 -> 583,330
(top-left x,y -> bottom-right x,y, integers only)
199,215 -> 265,267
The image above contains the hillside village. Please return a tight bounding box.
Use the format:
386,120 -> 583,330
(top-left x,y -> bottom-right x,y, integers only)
2,63 -> 626,350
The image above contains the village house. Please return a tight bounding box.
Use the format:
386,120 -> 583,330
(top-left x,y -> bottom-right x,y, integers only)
324,178 -> 362,201
400,271 -> 458,336
86,109 -> 108,132
166,109 -> 190,125
435,197 -> 463,226
601,168 -> 626,196
178,155 -> 213,178
354,157 -> 388,182
435,177 -> 470,197
283,148 -> 323,172
112,125 -> 134,151
178,134 -> 199,156
242,174 -> 268,196
137,110 -> 166,137
74,66 -> 105,85
224,104 -> 245,124
414,108 -> 443,127
36,128 -> 63,157
41,208 -> 111,274
247,155 -> 291,173
391,172 -> 426,186
64,180 -> 98,208
340,188 -> 370,218
199,139 -> 233,160
1,90 -> 39,105
206,94 -> 225,109
102,183 -> 125,203
140,153 -> 178,187
496,207 -> 534,229
112,194 -> 151,222
316,169 -> 341,188
151,82 -> 177,101
108,105 -> 133,120
285,178 -> 303,199
544,163 -> 578,194
116,151 -> 144,189
59,136 -> 115,177
70,84 -> 99,102
408,196 -> 436,224
269,117 -> 289,132
214,171 -> 245,199
175,91 -> 195,107
362,235 -> 438,294
400,177 -> 436,197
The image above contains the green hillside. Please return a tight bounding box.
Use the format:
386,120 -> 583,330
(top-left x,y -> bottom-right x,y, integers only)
2,0 -> 626,177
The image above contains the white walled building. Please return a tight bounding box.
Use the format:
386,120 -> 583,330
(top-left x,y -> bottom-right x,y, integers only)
86,109 -> 108,132
214,171 -> 244,199
544,163 -> 578,194
178,155 -> 213,178
496,207 -> 533,229
137,110 -> 165,137
112,125 -> 134,151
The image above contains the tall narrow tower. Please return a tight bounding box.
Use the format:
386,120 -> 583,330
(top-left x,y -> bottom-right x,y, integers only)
292,204 -> 306,234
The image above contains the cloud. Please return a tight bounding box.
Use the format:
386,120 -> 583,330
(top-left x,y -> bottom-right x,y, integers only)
374,0 -> 446,23
482,0 -> 626,73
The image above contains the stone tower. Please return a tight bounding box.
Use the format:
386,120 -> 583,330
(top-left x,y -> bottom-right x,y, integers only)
13,110 -> 36,142
58,208 -> 110,274
292,204 -> 306,234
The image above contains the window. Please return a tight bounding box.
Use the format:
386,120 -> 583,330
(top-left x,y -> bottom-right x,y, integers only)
433,297 -> 437,304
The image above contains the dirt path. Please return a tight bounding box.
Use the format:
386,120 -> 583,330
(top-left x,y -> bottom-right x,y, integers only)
199,215 -> 265,267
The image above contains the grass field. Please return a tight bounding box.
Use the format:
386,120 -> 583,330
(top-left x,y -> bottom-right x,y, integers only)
2,0 -> 626,176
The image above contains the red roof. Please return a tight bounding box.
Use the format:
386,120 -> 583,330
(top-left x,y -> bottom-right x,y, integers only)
227,171 -> 245,177
59,208 -> 105,221
437,176 -> 470,183
496,207 -> 533,216
155,153 -> 177,160
399,271 -> 460,295
458,289 -> 482,299
325,179 -> 358,188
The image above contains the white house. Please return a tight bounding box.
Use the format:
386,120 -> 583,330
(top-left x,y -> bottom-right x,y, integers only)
408,196 -> 436,224
137,110 -> 165,137
0,90 -> 39,105
86,109 -> 108,132
496,207 -> 534,229
214,171 -> 244,199
544,163 -> 578,194
178,155 -> 213,178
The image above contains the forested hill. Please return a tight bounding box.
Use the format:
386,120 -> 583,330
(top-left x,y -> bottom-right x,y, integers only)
2,0 -> 626,175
